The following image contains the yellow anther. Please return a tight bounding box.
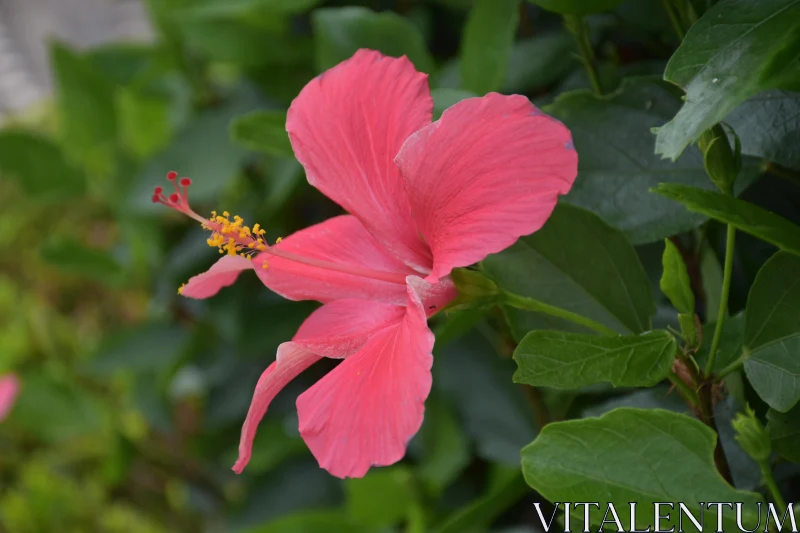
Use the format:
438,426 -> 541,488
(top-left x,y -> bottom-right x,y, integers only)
252,223 -> 261,235
223,211 -> 230,217
257,244 -> 266,251
178,283 -> 186,295
261,261 -> 269,269
275,237 -> 283,244
211,211 -> 217,217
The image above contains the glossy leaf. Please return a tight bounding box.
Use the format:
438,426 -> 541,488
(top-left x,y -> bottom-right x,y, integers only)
522,408 -> 764,531
660,239 -> 694,314
345,468 -> 414,529
743,252 -> 800,412
460,0 -> 519,94
513,330 -> 677,389
527,0 -> 626,15
312,7 -> 434,73
242,510 -> 366,533
483,203 -> 654,337
550,78 -> 762,243
412,394 -> 470,493
501,32 -> 575,93
0,131 -> 85,199
655,0 -> 800,160
727,90 -> 800,170
654,184 -> 800,256
230,110 -> 294,157
767,405 -> 800,463
89,323 -> 190,375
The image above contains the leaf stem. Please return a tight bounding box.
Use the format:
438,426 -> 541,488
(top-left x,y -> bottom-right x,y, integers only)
668,370 -> 699,406
662,0 -> 686,40
704,224 -> 736,378
760,461 -> 788,509
502,291 -> 618,336
564,15 -> 603,95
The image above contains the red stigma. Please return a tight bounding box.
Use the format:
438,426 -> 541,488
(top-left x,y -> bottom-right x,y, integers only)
154,186 -> 163,194
153,170 -> 196,218
167,171 -> 178,181
180,178 -> 192,187
169,193 -> 180,203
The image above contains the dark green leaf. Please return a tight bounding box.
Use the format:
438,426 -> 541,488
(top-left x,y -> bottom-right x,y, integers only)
177,0 -> 322,17
501,32 -> 576,93
345,468 -> 414,529
118,87 -> 173,160
727,91 -> 800,170
513,330 -> 677,389
527,0 -> 626,15
655,0 -> 800,160
767,404 -> 800,462
50,42 -> 117,174
654,184 -> 800,256
128,84 -> 262,211
460,0 -> 519,94
549,78 -> 762,243
40,238 -> 125,286
0,131 -> 85,199
694,313 -> 745,374
743,252 -> 800,412
660,239 -> 694,314
89,323 -> 190,375
242,510 -> 366,533
412,394 -> 470,493
230,110 -> 293,157
312,7 -> 434,73
483,203 -> 654,336
522,408 -> 764,531
434,331 -> 536,465
433,467 -> 528,533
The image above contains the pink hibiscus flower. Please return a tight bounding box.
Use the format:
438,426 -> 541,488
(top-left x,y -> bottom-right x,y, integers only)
0,373 -> 20,422
154,49 -> 577,478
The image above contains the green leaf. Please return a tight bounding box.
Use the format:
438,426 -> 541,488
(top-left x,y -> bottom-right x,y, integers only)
413,394 -> 470,493
460,0 -> 519,94
660,239 -> 695,314
433,466 -> 528,533
89,323 -> 190,375
312,7 -> 434,73
526,0 -> 626,15
435,330 -> 536,465
726,91 -> 800,170
8,374 -> 105,442
767,404 -> 800,462
242,510 -> 366,533
654,184 -> 800,256
345,468 -> 414,529
513,330 -> 677,389
483,203 -> 654,337
655,0 -> 800,160
501,32 -> 576,94
694,313 -> 745,374
743,252 -> 800,412
50,42 -> 117,175
176,0 -> 322,17
0,131 -> 85,199
230,110 -> 293,157
128,84 -> 262,211
39,238 -> 125,286
522,408 -> 764,531
117,87 -> 173,160
549,78 -> 762,244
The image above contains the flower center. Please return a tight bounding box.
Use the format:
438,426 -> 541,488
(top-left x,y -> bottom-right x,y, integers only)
153,172 -> 409,287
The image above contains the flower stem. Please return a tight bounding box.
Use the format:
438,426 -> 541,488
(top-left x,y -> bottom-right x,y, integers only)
502,291 -> 618,336
760,461 -> 788,509
704,224 -> 736,378
668,370 -> 698,406
564,15 -> 603,95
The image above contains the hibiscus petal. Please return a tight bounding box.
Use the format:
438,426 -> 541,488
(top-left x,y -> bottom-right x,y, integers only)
255,215 -> 412,305
287,49 -> 433,271
180,255 -> 253,299
233,343 -> 321,474
395,93 -> 578,281
0,374 -> 20,421
296,277 -> 434,478
293,299 -> 406,358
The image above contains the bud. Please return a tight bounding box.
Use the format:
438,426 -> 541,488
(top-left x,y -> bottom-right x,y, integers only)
732,405 -> 771,463
698,124 -> 741,195
449,268 -> 500,311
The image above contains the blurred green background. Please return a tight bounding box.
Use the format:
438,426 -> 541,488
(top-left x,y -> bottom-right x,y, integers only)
1,0 -> 797,531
